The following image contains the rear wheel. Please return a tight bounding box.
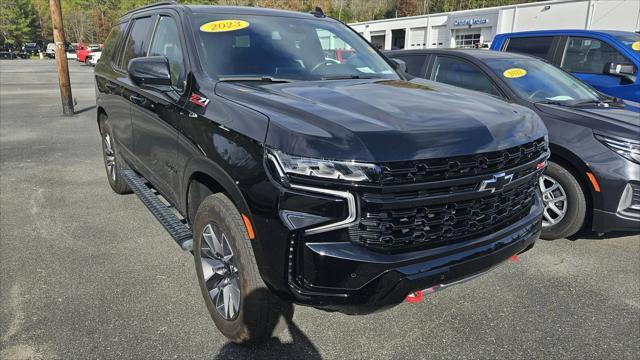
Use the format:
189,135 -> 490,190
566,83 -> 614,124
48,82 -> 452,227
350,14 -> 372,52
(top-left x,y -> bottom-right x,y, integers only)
85,56 -> 91,66
539,161 -> 586,240
193,193 -> 293,343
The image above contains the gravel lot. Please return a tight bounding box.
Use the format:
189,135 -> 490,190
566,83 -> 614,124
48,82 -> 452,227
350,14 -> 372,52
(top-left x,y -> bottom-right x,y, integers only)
1,60 -> 639,360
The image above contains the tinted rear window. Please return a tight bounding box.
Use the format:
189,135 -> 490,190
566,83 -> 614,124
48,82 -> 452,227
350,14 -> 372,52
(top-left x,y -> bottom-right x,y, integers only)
505,36 -> 554,60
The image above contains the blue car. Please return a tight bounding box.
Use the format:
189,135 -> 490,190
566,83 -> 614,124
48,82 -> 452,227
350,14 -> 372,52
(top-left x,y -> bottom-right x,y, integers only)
491,30 -> 640,102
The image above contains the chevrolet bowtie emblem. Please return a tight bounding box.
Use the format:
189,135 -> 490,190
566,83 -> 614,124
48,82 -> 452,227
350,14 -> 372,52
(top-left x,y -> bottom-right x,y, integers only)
479,172 -> 514,193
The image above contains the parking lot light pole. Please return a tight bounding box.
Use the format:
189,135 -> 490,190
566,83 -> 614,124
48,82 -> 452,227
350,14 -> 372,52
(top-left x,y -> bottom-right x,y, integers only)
49,0 -> 74,116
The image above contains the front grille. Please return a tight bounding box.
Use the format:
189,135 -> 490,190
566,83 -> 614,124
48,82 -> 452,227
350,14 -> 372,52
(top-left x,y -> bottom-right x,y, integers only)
379,137 -> 546,184
351,177 -> 538,251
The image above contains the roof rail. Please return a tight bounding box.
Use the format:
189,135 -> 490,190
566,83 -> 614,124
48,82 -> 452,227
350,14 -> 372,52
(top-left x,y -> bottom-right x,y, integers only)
123,1 -> 177,16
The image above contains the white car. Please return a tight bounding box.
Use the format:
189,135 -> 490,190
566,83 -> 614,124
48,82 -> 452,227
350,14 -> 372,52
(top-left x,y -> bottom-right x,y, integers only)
87,51 -> 101,66
66,49 -> 77,60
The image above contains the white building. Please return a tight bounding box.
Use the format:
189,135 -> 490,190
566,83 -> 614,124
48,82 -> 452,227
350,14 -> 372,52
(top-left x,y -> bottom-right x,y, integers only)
349,0 -> 640,50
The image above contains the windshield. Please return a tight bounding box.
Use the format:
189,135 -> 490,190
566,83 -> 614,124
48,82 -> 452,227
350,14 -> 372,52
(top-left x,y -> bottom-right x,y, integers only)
190,13 -> 398,81
613,32 -> 640,53
485,58 -> 603,105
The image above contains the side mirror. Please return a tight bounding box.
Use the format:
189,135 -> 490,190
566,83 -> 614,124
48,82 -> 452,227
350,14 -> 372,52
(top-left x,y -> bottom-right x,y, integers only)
392,58 -> 407,73
604,62 -> 636,77
128,56 -> 172,89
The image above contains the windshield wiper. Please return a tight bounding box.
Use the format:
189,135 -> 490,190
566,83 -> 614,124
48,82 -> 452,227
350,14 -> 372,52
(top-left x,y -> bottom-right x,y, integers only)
572,98 -> 614,107
217,76 -> 293,83
535,100 -> 566,106
321,75 -> 381,80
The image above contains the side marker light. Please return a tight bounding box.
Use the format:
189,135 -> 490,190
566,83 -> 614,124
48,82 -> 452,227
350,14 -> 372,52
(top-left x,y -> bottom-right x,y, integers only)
242,214 -> 256,240
586,172 -> 601,192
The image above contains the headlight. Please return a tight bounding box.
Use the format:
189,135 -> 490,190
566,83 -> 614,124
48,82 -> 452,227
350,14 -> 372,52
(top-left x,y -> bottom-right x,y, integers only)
269,149 -> 381,182
544,134 -> 549,150
595,134 -> 640,164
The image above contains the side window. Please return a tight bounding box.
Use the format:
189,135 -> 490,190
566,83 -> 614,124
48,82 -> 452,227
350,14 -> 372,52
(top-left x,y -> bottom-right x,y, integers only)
505,36 -> 554,60
393,55 -> 426,76
149,16 -> 185,90
103,22 -> 127,64
119,16 -> 154,70
431,56 -> 500,96
561,36 -> 633,74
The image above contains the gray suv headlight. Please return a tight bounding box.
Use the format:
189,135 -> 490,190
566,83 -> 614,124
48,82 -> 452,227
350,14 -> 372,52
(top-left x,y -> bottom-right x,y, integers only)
270,149 -> 381,182
595,134 -> 640,164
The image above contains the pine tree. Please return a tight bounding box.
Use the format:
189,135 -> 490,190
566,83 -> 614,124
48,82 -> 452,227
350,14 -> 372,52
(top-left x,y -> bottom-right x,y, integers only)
0,0 -> 39,45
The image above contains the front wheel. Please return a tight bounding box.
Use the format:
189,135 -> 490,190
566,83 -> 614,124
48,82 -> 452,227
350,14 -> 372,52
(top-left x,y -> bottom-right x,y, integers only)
539,161 -> 587,240
99,117 -> 131,194
193,193 -> 293,344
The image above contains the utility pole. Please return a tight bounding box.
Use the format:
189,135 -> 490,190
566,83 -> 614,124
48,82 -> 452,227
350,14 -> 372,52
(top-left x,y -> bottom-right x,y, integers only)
49,0 -> 74,116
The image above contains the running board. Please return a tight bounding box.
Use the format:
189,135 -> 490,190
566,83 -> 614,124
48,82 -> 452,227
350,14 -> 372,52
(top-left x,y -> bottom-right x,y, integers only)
121,170 -> 193,251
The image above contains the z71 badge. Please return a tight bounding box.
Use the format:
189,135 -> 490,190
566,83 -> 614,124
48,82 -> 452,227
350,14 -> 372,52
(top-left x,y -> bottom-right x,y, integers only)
189,93 -> 210,107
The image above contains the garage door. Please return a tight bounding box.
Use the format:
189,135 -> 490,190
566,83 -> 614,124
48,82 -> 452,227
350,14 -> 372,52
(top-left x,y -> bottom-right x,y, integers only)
410,27 -> 427,48
431,25 -> 449,48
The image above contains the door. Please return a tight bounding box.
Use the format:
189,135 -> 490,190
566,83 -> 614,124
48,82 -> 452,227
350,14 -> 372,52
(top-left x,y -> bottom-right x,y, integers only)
370,32 -> 385,50
453,29 -> 481,49
430,25 -> 448,48
95,21 -> 132,153
130,14 -> 188,205
410,27 -> 427,49
391,29 -> 406,50
560,36 -> 638,100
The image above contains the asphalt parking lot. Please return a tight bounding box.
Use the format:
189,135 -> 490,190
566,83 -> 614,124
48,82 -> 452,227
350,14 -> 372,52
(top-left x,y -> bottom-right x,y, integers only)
0,60 -> 638,360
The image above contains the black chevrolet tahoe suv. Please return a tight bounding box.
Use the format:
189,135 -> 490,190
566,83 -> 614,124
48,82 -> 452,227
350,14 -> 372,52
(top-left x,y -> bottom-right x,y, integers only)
95,2 -> 549,343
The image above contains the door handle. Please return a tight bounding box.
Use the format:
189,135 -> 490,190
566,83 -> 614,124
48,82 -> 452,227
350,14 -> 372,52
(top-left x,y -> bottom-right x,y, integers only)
129,95 -> 145,104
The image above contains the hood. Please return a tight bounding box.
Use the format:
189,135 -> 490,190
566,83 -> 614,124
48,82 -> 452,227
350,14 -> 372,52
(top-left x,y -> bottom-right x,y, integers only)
216,78 -> 546,162
535,103 -> 640,139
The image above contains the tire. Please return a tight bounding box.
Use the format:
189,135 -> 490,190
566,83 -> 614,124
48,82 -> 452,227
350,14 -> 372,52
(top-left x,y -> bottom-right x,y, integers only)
193,193 -> 293,344
99,116 -> 131,194
539,161 -> 587,240
85,57 -> 91,66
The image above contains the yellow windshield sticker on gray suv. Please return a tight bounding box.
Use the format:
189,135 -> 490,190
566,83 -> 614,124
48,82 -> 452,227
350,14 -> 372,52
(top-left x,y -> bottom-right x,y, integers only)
503,68 -> 527,79
200,20 -> 249,33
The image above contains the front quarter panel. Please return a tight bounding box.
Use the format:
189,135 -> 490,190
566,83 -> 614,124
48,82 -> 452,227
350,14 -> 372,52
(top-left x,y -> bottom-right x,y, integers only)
176,91 -> 294,293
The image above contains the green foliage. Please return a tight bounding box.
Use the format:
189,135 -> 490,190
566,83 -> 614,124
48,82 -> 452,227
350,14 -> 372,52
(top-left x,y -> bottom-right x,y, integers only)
0,0 -> 40,45
6,0 -> 543,45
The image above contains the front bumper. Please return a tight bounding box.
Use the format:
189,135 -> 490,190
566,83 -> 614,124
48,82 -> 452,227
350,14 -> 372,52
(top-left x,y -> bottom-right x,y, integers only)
591,182 -> 640,233
587,146 -> 640,234
250,148 -> 547,314
286,196 -> 542,314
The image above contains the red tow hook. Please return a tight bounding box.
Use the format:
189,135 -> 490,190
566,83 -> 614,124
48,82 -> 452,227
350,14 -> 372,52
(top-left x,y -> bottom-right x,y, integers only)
405,290 -> 423,303
509,254 -> 519,263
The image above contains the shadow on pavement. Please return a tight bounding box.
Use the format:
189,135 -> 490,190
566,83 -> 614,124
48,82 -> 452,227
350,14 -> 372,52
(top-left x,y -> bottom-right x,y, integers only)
214,289 -> 322,360
73,105 -> 96,115
568,230 -> 639,241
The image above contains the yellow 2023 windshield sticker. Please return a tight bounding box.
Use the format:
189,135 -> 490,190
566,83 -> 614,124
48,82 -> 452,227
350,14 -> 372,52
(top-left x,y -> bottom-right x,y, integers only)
631,41 -> 640,51
200,20 -> 249,33
503,68 -> 527,79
